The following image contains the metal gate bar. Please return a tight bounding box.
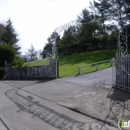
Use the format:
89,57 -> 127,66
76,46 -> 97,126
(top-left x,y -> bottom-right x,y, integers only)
112,55 -> 130,93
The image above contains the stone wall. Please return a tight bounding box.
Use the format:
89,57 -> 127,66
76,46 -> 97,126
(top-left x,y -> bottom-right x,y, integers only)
5,60 -> 58,79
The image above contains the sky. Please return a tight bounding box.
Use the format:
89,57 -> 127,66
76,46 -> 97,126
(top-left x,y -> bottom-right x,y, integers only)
0,0 -> 91,54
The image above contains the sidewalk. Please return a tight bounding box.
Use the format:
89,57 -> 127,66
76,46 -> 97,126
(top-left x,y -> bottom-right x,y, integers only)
0,81 -> 118,130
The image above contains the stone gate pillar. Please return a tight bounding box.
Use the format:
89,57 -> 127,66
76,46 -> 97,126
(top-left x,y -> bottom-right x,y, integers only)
5,61 -> 12,79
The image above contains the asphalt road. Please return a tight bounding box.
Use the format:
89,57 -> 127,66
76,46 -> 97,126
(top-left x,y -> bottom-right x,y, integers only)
59,67 -> 113,87
4,67 -> 113,103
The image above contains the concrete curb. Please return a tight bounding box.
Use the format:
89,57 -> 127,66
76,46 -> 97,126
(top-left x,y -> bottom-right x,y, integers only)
57,103 -> 116,127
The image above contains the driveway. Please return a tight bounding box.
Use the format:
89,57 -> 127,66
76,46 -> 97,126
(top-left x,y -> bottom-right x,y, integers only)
0,67 -> 127,129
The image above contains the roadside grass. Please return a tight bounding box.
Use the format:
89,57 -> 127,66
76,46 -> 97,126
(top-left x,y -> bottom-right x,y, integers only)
22,50 -> 116,77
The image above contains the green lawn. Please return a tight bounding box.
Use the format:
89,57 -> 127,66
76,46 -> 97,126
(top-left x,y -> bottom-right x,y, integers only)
59,50 -> 116,77
22,50 -> 116,77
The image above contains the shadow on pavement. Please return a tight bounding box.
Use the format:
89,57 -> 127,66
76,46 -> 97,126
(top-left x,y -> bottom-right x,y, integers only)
5,88 -> 117,130
105,88 -> 130,125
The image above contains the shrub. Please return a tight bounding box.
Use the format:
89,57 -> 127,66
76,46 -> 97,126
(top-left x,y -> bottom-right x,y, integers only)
0,43 -> 16,67
12,57 -> 25,68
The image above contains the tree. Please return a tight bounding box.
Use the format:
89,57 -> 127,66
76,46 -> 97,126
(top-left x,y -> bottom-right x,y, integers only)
90,0 -> 130,28
1,19 -> 21,55
90,0 -> 130,50
26,44 -> 38,61
44,3 -> 130,53
76,8 -> 101,51
43,43 -> 52,56
109,0 -> 130,25
43,31 -> 60,56
0,24 -> 7,44
58,26 -> 77,54
90,0 -> 111,23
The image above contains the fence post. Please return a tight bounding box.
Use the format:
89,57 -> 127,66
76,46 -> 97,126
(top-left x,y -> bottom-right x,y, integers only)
95,63 -> 98,71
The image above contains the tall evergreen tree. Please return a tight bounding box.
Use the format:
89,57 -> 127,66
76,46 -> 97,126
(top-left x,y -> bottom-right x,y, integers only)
1,19 -> 21,55
0,24 -> 7,44
76,8 -> 100,51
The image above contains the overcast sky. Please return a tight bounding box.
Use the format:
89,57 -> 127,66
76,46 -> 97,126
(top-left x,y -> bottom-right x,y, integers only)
0,0 -> 91,54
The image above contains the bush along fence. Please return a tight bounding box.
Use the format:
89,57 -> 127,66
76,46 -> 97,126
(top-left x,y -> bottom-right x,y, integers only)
77,59 -> 113,74
5,59 -> 59,79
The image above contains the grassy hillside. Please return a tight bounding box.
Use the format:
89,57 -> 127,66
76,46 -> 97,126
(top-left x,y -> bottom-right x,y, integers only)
22,57 -> 51,67
59,50 -> 116,77
23,50 -> 116,77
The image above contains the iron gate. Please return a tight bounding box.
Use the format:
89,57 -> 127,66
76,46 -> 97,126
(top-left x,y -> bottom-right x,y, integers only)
112,55 -> 130,92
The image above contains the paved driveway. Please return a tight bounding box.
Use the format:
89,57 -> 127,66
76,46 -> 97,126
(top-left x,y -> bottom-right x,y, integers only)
1,67 -> 129,129
0,79 -> 118,130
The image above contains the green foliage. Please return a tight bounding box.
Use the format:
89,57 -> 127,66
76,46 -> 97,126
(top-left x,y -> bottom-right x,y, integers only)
43,0 -> 130,56
12,57 -> 25,68
1,19 -> 21,55
0,43 -> 16,67
43,43 -> 52,55
90,0 -> 130,26
0,24 -> 7,42
57,8 -> 108,53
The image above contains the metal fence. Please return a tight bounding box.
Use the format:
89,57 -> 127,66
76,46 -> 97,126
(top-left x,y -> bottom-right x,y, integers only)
112,55 -> 130,92
78,59 -> 113,74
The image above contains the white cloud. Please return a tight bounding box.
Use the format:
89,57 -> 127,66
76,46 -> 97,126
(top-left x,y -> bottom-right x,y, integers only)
0,0 -> 91,54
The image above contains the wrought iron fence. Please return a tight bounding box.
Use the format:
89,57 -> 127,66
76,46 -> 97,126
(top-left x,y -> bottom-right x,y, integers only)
112,55 -> 130,92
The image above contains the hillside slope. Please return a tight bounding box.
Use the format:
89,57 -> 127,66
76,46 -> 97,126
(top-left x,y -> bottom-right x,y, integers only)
23,50 -> 116,77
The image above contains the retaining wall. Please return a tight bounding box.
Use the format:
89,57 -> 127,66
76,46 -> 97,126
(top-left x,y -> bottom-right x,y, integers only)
5,60 -> 58,79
